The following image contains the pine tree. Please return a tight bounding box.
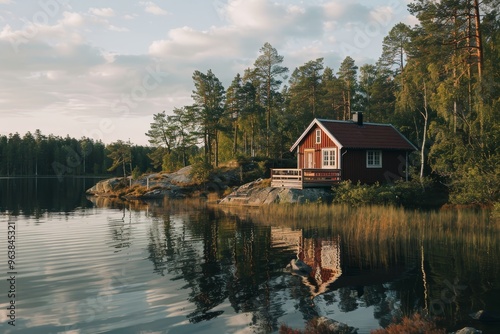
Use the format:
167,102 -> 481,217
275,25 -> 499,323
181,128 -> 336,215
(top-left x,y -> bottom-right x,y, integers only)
253,42 -> 288,157
191,69 -> 226,167
106,140 -> 132,178
337,56 -> 358,120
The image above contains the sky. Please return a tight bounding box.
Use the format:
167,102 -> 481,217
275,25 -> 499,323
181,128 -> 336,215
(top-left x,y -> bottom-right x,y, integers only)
0,0 -> 417,146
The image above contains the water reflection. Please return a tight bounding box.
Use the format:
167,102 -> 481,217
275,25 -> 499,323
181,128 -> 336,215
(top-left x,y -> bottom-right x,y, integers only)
0,177 -> 103,215
113,201 -> 500,333
272,227 -> 342,298
2,180 -> 498,333
143,207 -> 298,331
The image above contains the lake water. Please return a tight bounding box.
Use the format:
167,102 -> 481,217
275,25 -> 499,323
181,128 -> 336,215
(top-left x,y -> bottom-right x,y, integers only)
0,178 -> 499,334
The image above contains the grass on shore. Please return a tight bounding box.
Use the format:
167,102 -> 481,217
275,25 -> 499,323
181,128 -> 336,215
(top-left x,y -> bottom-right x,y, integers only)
226,202 -> 499,268
256,203 -> 497,242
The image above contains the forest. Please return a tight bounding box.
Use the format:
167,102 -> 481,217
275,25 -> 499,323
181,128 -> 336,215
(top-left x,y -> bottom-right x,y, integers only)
1,0 -> 498,204
0,131 -> 153,179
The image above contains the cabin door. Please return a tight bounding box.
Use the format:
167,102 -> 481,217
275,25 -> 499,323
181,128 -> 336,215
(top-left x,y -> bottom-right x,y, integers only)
304,150 -> 314,169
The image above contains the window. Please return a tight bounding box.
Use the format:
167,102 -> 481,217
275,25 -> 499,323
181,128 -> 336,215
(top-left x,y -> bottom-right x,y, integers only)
315,129 -> 321,144
322,149 -> 336,168
366,150 -> 382,168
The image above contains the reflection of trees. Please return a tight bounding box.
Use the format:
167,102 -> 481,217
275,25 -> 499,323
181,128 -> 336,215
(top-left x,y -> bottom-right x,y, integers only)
147,214 -> 170,275
186,210 -> 228,322
224,220 -> 293,331
145,214 -> 421,330
338,288 -> 358,312
142,205 -> 500,332
0,177 -> 96,216
145,209 -> 297,330
107,205 -> 133,252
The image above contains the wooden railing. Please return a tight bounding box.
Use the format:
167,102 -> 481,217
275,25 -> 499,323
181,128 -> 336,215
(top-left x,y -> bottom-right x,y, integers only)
271,168 -> 341,189
270,169 -> 303,189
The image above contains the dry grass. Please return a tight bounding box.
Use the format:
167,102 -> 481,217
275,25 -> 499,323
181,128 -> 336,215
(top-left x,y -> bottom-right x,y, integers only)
255,178 -> 272,188
370,313 -> 445,334
279,318 -> 355,334
254,203 -> 497,243
280,314 -> 444,334
233,203 -> 499,268
125,185 -> 162,197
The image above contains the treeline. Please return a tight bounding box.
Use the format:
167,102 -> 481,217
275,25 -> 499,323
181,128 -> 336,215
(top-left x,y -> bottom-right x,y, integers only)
0,130 -> 153,177
146,0 -> 499,204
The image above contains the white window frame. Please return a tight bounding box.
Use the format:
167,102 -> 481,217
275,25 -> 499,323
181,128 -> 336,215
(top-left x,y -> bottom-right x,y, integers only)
322,148 -> 337,169
315,129 -> 321,144
366,150 -> 382,168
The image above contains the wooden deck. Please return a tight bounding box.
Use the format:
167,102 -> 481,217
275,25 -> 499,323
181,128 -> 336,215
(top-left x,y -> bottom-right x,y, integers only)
271,168 -> 341,189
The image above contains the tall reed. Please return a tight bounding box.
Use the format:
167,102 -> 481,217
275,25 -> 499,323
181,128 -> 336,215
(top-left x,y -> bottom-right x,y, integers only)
235,203 -> 499,267
254,203 -> 497,242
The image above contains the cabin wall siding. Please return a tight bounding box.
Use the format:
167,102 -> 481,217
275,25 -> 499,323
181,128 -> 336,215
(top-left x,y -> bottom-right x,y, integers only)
297,125 -> 337,169
341,149 -> 407,184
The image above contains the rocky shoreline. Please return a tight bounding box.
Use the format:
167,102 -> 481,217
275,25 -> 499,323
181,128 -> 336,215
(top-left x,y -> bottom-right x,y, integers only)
86,165 -> 234,200
218,178 -> 332,206
86,165 -> 334,205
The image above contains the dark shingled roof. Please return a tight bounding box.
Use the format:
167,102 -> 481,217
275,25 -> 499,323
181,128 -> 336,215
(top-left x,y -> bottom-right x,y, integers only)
290,118 -> 417,151
319,120 -> 416,150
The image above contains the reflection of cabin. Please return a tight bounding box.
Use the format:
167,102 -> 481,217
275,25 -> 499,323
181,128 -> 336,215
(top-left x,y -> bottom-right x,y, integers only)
271,227 -> 342,298
271,113 -> 417,188
294,237 -> 342,298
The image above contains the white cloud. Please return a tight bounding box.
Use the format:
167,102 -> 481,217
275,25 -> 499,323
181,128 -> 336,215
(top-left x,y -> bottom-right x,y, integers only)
149,26 -> 244,59
323,2 -> 371,23
59,11 -> 85,27
89,7 -> 115,17
0,13 -> 84,50
109,25 -> 129,32
0,0 -> 13,4
225,0 -> 283,29
141,2 -> 169,16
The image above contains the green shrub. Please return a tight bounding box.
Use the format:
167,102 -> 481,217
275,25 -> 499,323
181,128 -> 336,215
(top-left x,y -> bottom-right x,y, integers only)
331,179 -> 443,208
131,166 -> 142,180
189,156 -> 213,185
332,181 -> 380,206
449,166 -> 499,205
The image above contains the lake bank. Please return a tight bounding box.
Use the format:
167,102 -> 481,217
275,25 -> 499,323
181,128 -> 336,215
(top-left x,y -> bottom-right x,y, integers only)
87,173 -> 454,210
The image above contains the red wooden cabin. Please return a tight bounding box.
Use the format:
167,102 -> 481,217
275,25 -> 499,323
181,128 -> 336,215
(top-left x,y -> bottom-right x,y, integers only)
271,113 -> 417,188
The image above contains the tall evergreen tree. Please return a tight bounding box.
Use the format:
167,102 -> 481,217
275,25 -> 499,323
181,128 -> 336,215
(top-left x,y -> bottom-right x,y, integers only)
225,74 -> 244,156
240,70 -> 264,157
337,56 -> 358,120
288,58 -> 324,121
319,67 -> 343,120
253,42 -> 288,157
106,140 -> 132,178
191,69 -> 226,167
379,22 -> 412,75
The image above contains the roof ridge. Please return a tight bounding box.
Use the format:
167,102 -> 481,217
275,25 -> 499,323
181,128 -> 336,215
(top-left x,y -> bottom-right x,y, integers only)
316,119 -> 392,127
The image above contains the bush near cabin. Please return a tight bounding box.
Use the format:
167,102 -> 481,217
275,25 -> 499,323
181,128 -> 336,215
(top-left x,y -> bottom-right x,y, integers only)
331,179 -> 447,208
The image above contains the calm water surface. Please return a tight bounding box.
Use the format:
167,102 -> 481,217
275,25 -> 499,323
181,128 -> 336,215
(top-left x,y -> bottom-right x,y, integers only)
0,178 -> 499,333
